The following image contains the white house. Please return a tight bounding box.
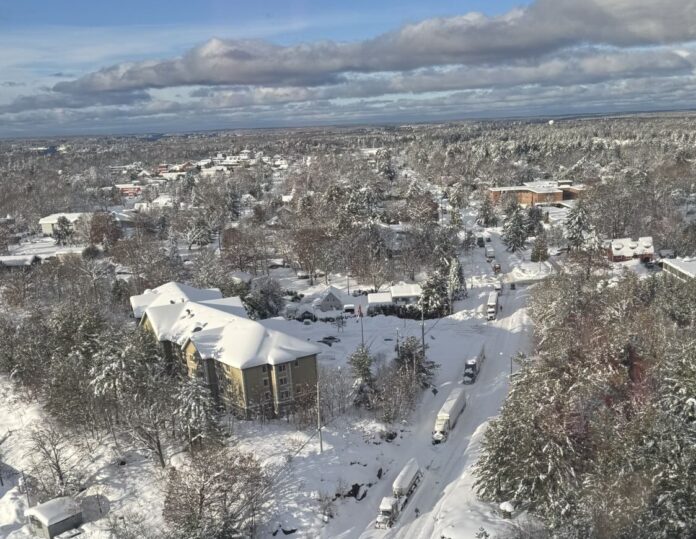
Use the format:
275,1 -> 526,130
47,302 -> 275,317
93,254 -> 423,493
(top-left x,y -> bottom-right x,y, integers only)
38,213 -> 88,236
389,283 -> 422,305
367,291 -> 393,314
130,281 -> 226,319
312,286 -> 345,312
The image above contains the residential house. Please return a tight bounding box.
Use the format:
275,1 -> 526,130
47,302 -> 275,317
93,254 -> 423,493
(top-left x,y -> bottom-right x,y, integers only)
661,257 -> 696,281
38,213 -> 88,237
312,286 -> 345,312
607,237 -> 654,263
367,291 -> 393,314
133,282 -> 318,417
114,183 -> 143,197
390,282 -> 422,305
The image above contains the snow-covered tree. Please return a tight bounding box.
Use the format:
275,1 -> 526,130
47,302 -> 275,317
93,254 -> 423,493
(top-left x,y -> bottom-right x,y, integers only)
244,276 -> 284,319
477,196 -> 498,227
173,378 -> 219,452
530,231 -> 549,262
419,271 -> 449,318
502,206 -> 527,252
564,202 -> 592,251
347,345 -> 376,408
53,216 -> 73,246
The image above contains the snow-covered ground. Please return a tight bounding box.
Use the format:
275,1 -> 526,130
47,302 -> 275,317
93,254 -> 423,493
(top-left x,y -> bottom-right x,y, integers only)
0,214 -> 538,538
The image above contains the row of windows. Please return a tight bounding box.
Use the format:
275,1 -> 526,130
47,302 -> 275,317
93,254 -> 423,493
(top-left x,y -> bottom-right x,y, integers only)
261,360 -> 300,373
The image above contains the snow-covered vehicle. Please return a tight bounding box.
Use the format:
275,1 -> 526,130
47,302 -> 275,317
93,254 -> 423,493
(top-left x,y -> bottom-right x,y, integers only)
432,387 -> 467,443
375,458 -> 423,529
492,261 -> 501,274
486,291 -> 499,321
485,246 -> 495,260
463,345 -> 486,384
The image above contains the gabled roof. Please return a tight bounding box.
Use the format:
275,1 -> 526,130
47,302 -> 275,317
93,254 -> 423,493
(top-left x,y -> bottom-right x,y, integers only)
130,282 -> 223,319
190,317 -> 319,369
38,212 -> 87,225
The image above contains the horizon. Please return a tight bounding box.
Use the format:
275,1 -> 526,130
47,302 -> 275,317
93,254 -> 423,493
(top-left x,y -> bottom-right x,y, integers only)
2,0 -> 696,137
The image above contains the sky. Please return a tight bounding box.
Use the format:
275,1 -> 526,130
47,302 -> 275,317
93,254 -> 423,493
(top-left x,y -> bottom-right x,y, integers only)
1,0 -> 696,137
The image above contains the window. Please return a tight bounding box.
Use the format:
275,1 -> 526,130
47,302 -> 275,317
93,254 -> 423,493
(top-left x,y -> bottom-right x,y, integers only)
278,364 -> 287,372
279,377 -> 288,386
263,379 -> 268,386
264,391 -> 271,400
262,365 -> 267,373
294,360 -> 299,367
280,390 -> 290,400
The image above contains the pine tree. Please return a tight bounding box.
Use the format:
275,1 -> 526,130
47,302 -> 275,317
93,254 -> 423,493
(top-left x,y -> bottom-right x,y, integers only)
502,206 -> 527,252
564,202 -> 592,251
477,196 -> 498,227
530,232 -> 549,262
525,205 -> 544,237
53,216 -> 73,246
347,345 -> 375,408
419,271 -> 449,318
395,336 -> 436,389
446,257 -> 466,312
173,378 -> 218,452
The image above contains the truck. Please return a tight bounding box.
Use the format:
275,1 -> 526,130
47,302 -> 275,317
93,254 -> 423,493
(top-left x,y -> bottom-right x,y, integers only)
486,291 -> 499,321
492,261 -> 501,274
375,458 -> 423,529
463,345 -> 486,384
432,387 -> 467,444
485,246 -> 495,260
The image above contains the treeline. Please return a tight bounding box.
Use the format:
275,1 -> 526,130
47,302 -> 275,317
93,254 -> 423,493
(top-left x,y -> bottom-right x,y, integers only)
475,271 -> 696,538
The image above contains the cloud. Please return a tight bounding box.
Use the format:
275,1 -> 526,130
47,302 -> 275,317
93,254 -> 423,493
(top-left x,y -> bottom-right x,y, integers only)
0,90 -> 150,114
53,0 -> 696,93
0,82 -> 25,87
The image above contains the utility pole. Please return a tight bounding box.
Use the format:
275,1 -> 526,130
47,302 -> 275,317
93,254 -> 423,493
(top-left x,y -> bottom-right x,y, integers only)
419,307 -> 425,385
396,328 -> 400,359
316,376 -> 323,454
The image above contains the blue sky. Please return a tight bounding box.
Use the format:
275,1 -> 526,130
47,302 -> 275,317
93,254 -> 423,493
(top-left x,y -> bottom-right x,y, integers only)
1,0 -> 695,136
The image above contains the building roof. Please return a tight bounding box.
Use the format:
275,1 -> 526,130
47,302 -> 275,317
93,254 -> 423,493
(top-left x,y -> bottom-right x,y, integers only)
609,237 -> 654,259
38,212 -> 87,225
190,317 -> 320,369
130,282 -> 223,318
25,497 -> 81,526
390,282 -> 422,299
312,286 -> 345,306
144,297 -> 247,346
662,257 -> 696,279
367,292 -> 393,306
0,255 -> 40,267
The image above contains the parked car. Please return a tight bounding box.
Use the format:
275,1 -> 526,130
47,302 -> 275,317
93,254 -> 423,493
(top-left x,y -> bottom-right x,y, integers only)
476,236 -> 485,247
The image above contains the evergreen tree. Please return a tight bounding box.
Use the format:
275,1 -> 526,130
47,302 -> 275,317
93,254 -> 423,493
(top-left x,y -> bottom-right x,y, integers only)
502,206 -> 527,252
53,216 -> 73,246
446,257 -> 467,312
530,231 -> 549,262
525,205 -> 544,237
477,196 -> 498,227
347,345 -> 375,408
564,202 -> 592,251
395,336 -> 436,389
419,271 -> 449,318
173,377 -> 219,452
244,276 -> 284,319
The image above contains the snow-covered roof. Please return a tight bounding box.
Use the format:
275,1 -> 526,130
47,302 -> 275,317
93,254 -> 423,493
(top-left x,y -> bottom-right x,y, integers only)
38,212 -> 87,225
190,317 -> 320,369
145,297 -> 247,346
130,282 -> 222,318
367,292 -> 393,306
389,283 -> 422,299
662,257 -> 696,279
609,236 -> 654,258
0,255 -> 40,267
312,286 -> 345,306
25,497 -> 81,526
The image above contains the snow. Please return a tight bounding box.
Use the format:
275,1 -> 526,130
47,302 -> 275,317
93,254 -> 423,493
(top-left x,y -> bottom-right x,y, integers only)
389,283 -> 422,301
130,281 -> 223,318
191,317 -> 321,369
662,257 -> 696,279
609,236 -> 654,259
0,255 -> 39,267
392,458 -> 421,495
37,213 -> 86,225
24,497 -> 81,526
